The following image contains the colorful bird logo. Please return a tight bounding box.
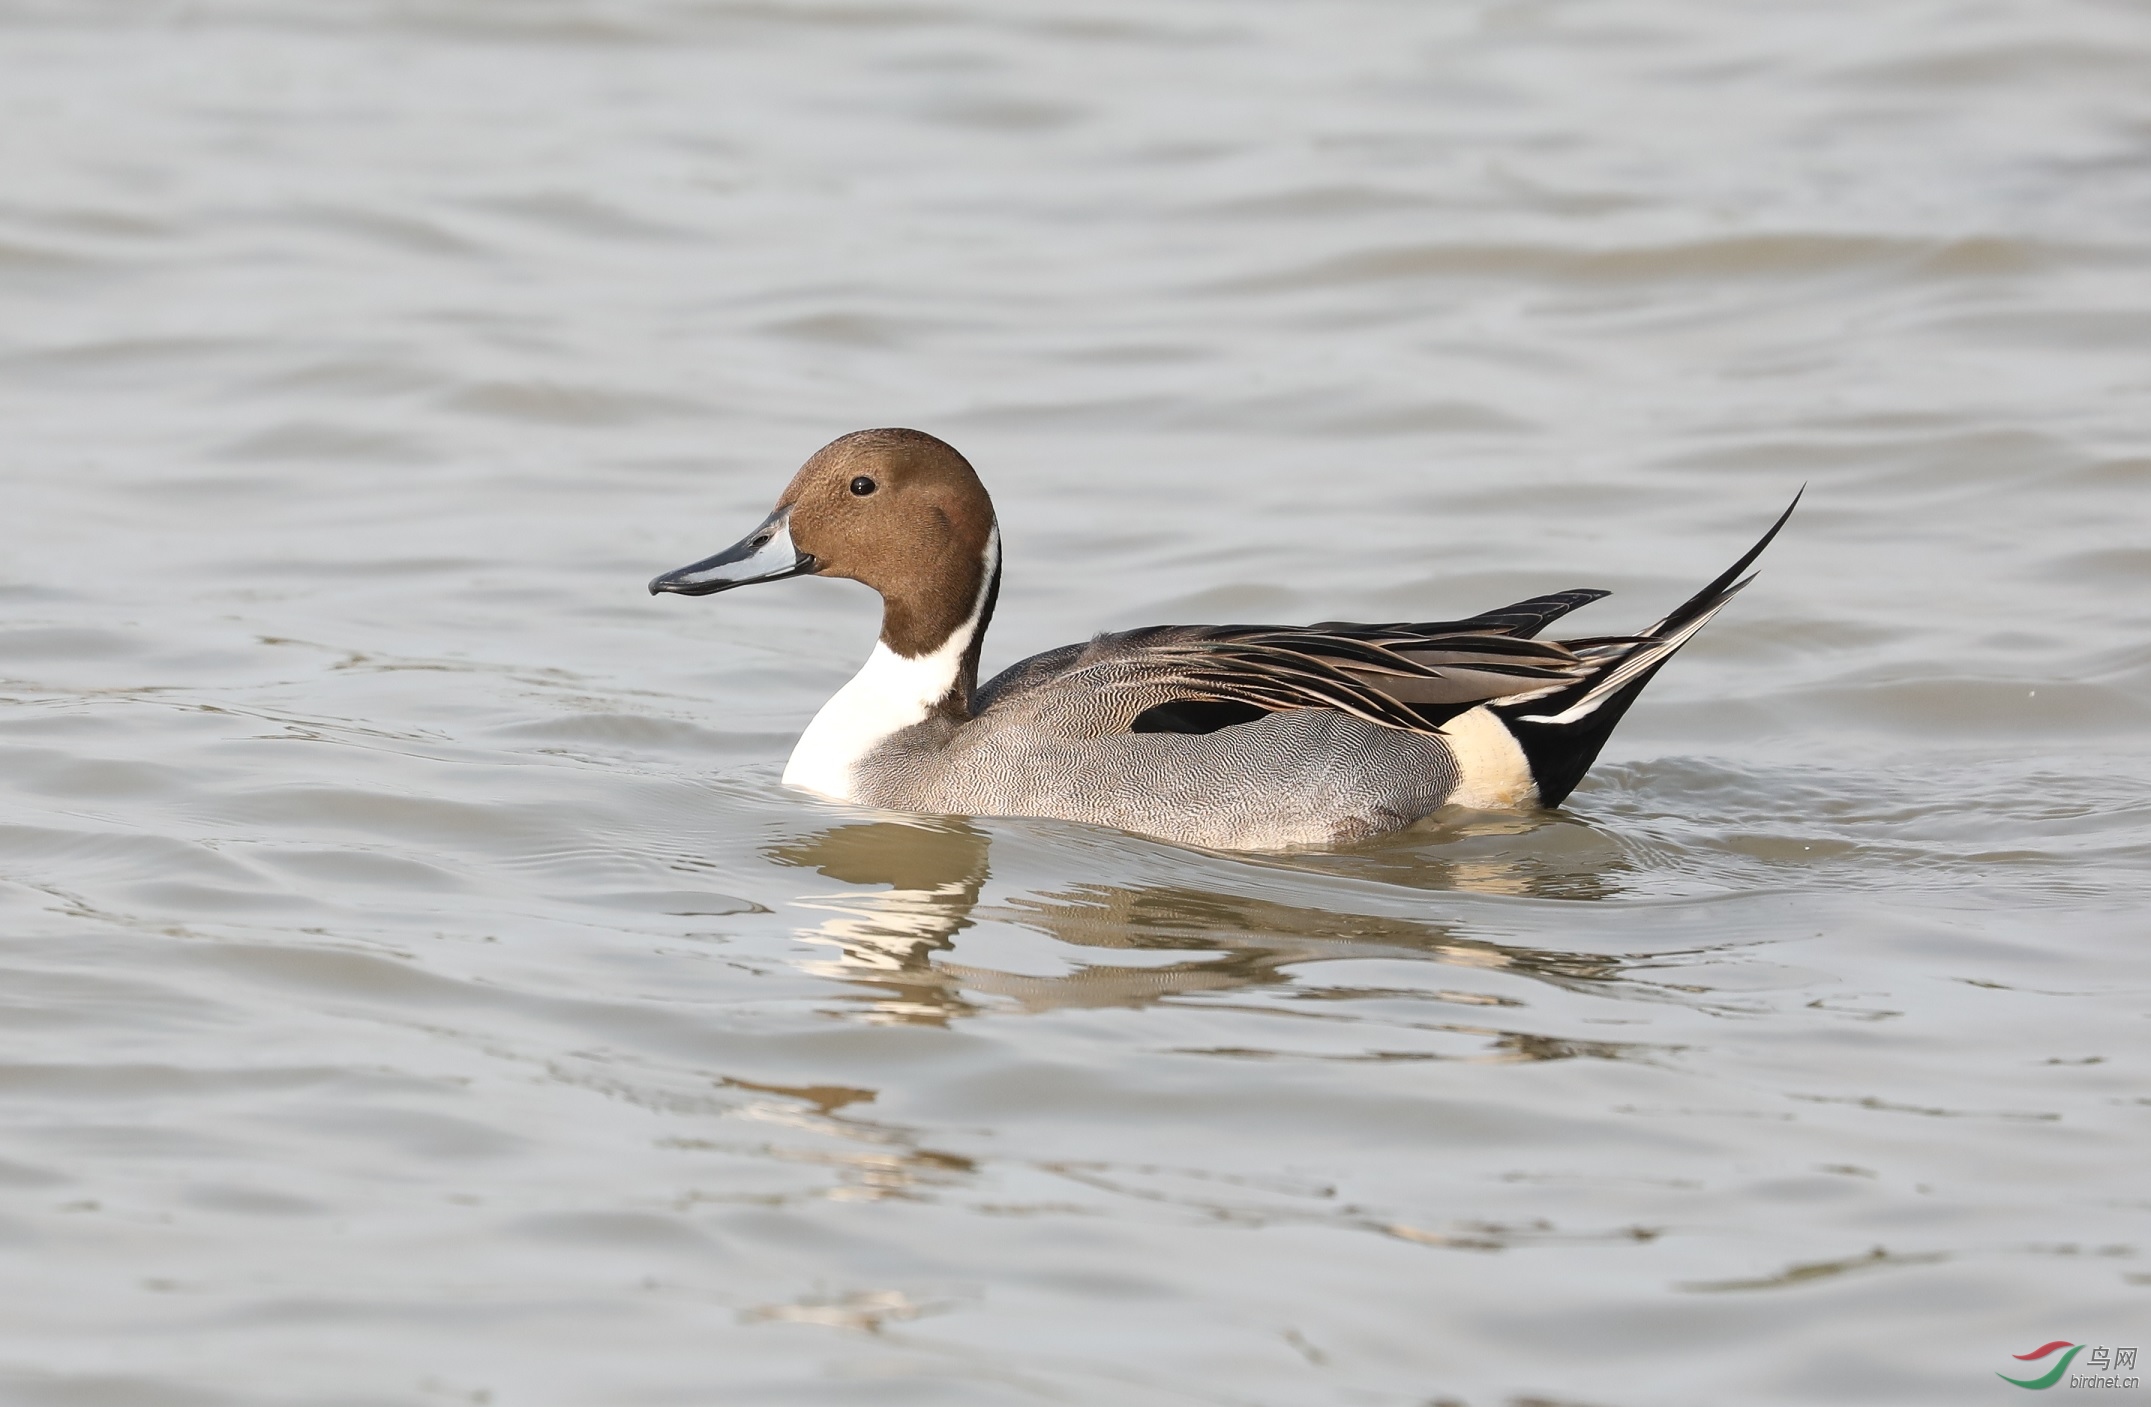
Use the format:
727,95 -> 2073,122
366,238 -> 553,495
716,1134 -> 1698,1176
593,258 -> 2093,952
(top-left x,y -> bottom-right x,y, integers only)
1999,1342 -> 2082,1390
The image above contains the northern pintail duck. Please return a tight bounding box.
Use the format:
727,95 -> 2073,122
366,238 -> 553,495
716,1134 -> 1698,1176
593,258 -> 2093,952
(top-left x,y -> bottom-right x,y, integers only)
651,429 -> 1795,851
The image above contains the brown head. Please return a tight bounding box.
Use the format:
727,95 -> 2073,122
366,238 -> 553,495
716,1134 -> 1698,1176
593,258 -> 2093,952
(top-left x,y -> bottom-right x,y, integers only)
650,429 -> 1002,678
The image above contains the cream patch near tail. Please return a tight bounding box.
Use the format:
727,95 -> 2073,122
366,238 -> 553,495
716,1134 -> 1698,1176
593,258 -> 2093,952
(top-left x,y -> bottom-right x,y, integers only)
1438,705 -> 1540,810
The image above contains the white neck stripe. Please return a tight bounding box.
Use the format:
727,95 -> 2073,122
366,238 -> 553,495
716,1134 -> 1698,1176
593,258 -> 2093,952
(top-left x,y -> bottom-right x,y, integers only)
782,528 -> 999,801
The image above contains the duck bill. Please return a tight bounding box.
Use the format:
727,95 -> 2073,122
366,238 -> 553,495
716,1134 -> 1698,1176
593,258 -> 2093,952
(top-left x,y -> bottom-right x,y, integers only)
648,507 -> 816,597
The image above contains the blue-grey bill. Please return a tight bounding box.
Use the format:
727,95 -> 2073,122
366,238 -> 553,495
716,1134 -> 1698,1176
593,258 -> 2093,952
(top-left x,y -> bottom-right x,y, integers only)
649,508 -> 815,596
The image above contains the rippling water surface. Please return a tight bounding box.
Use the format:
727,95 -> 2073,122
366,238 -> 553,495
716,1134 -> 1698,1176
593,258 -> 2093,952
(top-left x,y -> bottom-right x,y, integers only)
4,3 -> 2149,1403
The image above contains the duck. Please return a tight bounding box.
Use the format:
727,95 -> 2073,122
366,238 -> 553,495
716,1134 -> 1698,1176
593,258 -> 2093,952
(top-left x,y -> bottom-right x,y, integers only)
650,428 -> 1796,851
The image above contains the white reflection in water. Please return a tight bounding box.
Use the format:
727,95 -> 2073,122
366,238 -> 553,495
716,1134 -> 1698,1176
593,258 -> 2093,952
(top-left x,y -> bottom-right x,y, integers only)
767,818 -> 1737,1048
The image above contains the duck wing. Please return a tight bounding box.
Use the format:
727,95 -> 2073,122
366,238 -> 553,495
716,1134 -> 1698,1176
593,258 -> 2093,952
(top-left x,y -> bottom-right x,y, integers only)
975,621 -> 1594,738
972,490 -> 1796,751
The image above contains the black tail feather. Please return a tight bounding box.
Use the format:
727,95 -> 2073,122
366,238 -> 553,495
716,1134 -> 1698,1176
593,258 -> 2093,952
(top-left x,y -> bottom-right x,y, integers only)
1494,651 -> 1680,806
1643,486 -> 1802,637
1492,489 -> 1801,806
1457,588 -> 1612,639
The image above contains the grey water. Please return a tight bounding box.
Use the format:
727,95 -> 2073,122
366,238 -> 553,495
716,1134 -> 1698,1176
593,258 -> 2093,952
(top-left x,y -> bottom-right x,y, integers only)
2,2 -> 2148,1404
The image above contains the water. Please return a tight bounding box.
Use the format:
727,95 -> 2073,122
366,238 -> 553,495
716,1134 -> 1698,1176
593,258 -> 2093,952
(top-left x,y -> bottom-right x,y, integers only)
3,2 -> 2149,1403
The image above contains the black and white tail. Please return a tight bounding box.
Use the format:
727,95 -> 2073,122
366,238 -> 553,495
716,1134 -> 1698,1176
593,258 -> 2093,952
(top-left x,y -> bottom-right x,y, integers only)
1491,490 -> 1802,806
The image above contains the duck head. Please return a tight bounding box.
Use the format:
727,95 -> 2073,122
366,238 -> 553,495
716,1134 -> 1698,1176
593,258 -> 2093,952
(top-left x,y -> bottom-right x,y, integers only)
649,428 -> 1001,663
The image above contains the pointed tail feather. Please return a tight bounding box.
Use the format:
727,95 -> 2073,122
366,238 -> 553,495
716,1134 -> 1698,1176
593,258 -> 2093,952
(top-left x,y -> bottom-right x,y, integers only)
1456,588 -> 1611,639
1641,485 -> 1802,637
1492,490 -> 1800,805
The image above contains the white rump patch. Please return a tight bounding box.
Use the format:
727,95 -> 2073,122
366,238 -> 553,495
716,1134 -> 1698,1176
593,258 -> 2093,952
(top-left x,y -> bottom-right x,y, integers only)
1438,706 -> 1539,810
783,529 -> 999,801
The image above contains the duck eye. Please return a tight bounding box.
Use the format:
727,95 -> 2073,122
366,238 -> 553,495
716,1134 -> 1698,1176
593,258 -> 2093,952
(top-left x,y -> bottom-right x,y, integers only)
849,476 -> 877,497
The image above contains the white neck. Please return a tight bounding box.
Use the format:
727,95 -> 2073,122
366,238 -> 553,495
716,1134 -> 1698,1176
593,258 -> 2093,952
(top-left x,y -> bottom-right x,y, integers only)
782,529 -> 999,801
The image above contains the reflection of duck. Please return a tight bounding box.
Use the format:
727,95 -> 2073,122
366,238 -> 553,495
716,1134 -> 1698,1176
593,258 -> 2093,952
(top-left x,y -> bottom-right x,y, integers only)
766,820 -> 1638,1025
1260,805 -> 1631,900
766,818 -> 991,1025
715,1073 -> 975,1204
653,428 -> 1796,850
